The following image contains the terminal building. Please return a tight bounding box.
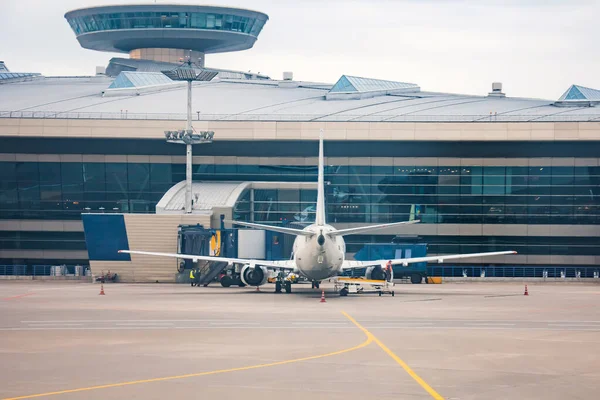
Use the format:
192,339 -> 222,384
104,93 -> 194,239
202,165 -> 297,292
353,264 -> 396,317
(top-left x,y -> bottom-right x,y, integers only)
1,4 -> 600,281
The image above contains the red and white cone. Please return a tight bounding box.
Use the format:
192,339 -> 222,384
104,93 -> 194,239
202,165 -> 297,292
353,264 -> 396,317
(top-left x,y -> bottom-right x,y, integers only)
320,290 -> 326,303
99,283 -> 105,296
524,284 -> 529,296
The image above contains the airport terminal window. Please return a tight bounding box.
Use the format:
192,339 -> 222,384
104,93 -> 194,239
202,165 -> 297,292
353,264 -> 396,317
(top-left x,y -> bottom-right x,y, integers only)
0,231 -> 86,251
68,12 -> 262,36
344,235 -> 600,256
1,161 -> 599,223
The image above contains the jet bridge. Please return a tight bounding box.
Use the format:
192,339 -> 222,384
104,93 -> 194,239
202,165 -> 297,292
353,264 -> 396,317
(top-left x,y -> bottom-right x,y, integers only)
177,222 -> 286,286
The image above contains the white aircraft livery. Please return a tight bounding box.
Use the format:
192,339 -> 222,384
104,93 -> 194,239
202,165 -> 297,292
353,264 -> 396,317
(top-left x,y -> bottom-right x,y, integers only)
120,130 -> 516,293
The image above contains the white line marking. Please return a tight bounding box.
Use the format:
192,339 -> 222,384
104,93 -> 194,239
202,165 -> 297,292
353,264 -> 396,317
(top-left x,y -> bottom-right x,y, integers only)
0,326 -> 358,331
3,326 -> 600,332
20,319 -> 343,323
371,322 -> 434,325
115,322 -> 175,327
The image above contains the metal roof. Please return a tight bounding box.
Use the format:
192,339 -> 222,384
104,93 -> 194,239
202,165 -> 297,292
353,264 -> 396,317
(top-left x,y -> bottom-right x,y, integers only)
3,75 -> 600,122
156,181 -> 249,214
156,181 -> 318,214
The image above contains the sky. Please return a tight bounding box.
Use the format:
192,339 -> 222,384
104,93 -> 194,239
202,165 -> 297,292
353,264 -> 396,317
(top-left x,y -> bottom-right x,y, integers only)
2,0 -> 599,99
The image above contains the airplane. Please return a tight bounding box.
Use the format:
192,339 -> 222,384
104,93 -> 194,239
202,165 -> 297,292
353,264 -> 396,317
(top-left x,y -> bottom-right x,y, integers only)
120,130 -> 516,295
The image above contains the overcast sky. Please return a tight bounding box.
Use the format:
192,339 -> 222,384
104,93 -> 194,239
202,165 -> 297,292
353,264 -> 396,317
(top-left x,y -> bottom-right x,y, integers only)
2,0 -> 599,99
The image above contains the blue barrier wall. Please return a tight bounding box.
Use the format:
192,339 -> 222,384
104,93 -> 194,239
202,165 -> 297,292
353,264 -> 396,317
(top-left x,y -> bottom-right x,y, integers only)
82,214 -> 131,261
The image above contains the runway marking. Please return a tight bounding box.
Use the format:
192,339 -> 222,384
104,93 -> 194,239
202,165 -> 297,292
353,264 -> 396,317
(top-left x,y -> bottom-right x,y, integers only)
2,319 -> 373,400
398,298 -> 442,302
342,311 -> 444,400
0,327 -> 359,331
2,293 -> 35,301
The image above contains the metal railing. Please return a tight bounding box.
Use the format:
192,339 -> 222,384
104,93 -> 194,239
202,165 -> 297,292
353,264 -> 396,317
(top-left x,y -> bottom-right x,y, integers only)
2,110 -> 600,122
427,266 -> 600,279
0,264 -> 89,276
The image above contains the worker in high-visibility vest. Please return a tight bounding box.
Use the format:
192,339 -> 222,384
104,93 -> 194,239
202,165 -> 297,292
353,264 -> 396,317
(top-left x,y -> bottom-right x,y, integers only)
189,268 -> 195,287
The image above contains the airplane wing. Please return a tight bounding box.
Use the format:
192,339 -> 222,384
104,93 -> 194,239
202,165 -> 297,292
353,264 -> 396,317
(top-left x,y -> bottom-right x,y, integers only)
342,250 -> 517,270
119,250 -> 296,270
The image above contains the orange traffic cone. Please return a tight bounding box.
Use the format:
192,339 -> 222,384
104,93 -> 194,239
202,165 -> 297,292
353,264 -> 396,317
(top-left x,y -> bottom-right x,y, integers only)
99,283 -> 105,295
320,290 -> 326,303
524,284 -> 528,296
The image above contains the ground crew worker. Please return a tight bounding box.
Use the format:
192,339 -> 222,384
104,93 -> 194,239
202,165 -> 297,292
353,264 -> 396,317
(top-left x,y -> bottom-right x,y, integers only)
385,261 -> 392,282
189,268 -> 195,287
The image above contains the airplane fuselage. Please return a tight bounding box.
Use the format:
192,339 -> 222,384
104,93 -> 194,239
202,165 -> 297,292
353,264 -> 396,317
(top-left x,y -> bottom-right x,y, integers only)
292,224 -> 346,281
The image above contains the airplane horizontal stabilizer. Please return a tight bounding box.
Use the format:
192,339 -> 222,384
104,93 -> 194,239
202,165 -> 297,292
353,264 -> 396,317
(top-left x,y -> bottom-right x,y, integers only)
224,220 -> 313,236
328,220 -> 420,237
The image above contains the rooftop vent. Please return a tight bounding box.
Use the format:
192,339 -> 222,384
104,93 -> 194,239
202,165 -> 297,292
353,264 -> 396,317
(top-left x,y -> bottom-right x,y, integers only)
488,82 -> 505,97
283,71 -> 293,81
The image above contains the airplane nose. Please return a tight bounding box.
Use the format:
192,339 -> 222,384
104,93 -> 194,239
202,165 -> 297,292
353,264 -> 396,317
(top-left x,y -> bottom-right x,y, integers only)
317,234 -> 325,246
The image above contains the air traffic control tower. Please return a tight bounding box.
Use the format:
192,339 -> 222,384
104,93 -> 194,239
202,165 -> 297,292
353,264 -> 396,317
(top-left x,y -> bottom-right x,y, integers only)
64,4 -> 269,68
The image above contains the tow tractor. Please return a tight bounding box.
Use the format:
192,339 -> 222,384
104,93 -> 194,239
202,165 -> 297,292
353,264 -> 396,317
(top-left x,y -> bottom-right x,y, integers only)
334,277 -> 395,297
273,271 -> 294,293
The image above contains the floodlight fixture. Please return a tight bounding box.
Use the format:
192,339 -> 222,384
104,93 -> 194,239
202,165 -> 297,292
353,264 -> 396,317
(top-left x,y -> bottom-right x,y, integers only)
160,50 -> 220,214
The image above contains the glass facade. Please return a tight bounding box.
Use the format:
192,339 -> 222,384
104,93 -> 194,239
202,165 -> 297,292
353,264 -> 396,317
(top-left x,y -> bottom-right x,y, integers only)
67,12 -> 266,37
0,231 -> 86,251
344,235 -> 600,256
1,161 -> 599,224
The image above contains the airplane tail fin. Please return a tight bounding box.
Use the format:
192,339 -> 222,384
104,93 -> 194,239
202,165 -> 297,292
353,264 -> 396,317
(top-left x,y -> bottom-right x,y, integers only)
315,129 -> 326,226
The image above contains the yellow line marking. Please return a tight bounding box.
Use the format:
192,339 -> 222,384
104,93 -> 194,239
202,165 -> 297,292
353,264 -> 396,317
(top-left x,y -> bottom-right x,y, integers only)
342,311 -> 444,400
3,325 -> 373,400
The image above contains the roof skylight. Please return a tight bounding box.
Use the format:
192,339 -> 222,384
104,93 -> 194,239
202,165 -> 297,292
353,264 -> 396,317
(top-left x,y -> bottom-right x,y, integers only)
108,71 -> 174,89
330,75 -> 419,93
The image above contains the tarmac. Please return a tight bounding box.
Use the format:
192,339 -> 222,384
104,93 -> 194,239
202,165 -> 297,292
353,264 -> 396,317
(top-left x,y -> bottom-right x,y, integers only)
1,280 -> 599,400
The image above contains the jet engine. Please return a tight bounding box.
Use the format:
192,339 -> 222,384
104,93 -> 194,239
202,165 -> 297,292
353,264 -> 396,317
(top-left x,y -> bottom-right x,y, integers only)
366,265 -> 387,281
240,264 -> 269,286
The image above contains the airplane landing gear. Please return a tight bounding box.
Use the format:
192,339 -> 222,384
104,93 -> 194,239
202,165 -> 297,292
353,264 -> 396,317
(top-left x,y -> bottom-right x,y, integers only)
275,281 -> 282,293
311,281 -> 321,289
284,281 -> 292,293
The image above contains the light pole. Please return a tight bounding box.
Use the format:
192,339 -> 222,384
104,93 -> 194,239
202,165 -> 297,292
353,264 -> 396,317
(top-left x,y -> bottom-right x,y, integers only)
162,51 -> 218,213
